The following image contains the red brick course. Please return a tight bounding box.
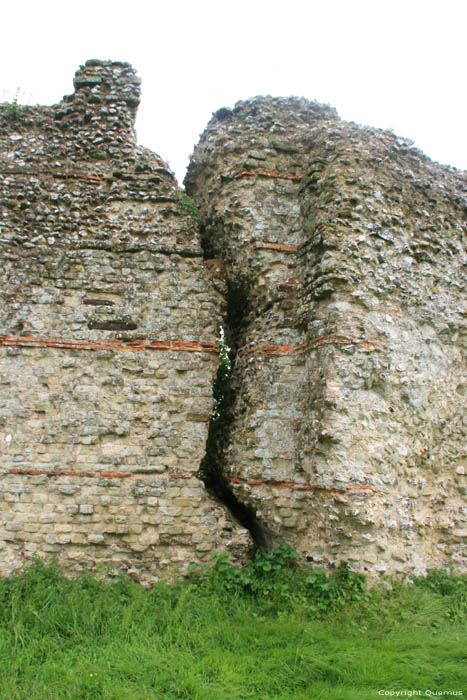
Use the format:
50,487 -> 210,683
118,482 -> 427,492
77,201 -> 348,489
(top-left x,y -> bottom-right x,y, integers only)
2,467 -> 200,480
0,335 -> 219,354
228,473 -> 376,496
234,169 -> 302,181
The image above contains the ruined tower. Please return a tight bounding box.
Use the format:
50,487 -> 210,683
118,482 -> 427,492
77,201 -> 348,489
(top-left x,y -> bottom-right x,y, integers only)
186,97 -> 467,574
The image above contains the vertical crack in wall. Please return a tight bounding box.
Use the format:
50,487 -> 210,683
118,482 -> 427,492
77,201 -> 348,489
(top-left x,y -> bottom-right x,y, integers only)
199,277 -> 274,551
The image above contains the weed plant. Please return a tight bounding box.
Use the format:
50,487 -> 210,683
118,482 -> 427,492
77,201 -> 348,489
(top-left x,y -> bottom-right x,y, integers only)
187,542 -> 367,615
0,552 -> 465,699
2,88 -> 28,121
199,327 -> 231,485
175,191 -> 201,226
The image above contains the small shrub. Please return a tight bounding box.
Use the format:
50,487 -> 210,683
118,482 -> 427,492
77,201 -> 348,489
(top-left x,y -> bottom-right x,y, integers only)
188,542 -> 367,614
3,88 -> 28,122
175,191 -> 201,226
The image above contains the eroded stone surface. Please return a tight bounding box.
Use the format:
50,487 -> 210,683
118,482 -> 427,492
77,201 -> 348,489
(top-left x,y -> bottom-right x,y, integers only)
186,96 -> 467,576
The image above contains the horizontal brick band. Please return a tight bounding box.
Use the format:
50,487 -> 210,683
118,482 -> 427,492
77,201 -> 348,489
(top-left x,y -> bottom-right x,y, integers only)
1,168 -> 104,182
1,168 -> 174,185
251,227 -> 332,255
0,335 -> 218,354
3,467 -> 133,479
0,334 -> 381,359
234,169 -> 302,181
252,241 -> 299,252
3,466 -> 375,494
228,473 -> 376,496
1,467 -> 200,481
242,334 -> 382,358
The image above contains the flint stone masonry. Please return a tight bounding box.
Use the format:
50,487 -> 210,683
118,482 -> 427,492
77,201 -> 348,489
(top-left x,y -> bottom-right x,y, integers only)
0,64 -> 466,582
0,60 -> 250,584
186,96 -> 467,576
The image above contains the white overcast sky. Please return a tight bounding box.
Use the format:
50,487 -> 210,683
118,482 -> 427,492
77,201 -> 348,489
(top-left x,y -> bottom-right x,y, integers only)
1,0 -> 466,184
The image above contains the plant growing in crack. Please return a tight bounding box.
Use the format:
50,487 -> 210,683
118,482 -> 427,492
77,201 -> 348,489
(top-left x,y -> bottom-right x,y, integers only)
175,191 -> 201,227
199,327 -> 231,484
199,326 -> 272,550
212,326 -> 231,421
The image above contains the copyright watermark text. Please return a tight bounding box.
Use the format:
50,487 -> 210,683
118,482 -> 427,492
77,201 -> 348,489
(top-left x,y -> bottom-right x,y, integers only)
377,692 -> 463,697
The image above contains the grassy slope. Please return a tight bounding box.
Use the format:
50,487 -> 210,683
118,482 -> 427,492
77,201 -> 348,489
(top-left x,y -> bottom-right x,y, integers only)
0,560 -> 465,700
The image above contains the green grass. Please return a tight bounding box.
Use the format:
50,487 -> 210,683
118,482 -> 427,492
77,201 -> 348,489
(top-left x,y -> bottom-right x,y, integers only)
0,557 -> 465,699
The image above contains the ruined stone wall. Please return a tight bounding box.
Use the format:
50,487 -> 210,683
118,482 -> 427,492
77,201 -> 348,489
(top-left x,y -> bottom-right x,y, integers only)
0,61 -> 250,583
186,97 -> 467,576
1,64 -> 465,581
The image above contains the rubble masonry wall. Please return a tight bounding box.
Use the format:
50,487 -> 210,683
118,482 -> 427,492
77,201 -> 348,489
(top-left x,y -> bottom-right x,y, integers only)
0,63 -> 465,581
